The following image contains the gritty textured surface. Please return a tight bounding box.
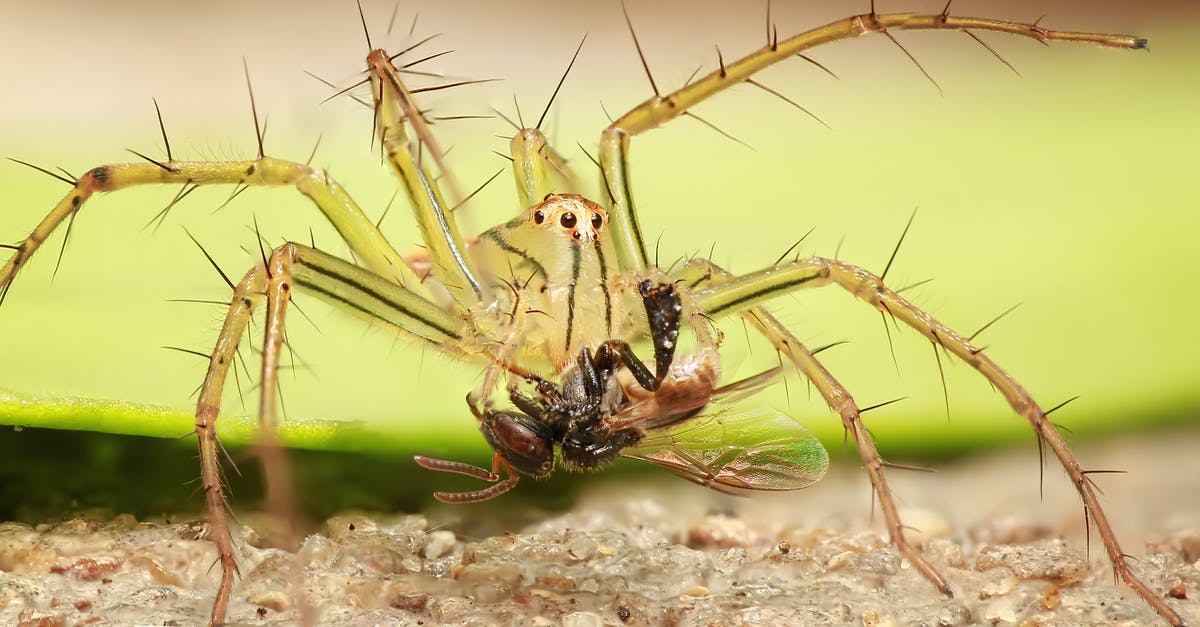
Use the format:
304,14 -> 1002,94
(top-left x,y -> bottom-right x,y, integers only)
1,428 -> 1198,626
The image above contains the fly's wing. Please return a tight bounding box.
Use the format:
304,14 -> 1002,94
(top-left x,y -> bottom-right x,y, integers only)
620,407 -> 829,495
608,363 -> 784,433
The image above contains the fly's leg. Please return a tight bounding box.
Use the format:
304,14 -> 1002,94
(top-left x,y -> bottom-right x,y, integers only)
197,241 -> 469,624
598,8 -> 1147,273
0,156 -> 427,306
687,255 -> 1182,627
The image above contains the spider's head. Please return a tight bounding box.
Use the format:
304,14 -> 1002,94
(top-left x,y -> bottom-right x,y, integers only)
529,194 -> 607,244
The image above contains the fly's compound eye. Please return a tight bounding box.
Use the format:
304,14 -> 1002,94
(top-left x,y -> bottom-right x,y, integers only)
533,209 -> 545,225
481,411 -> 554,477
591,213 -> 603,229
560,212 -> 577,229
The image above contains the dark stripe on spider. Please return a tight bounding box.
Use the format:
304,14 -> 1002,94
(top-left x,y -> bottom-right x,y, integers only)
617,147 -> 649,268
295,265 -> 462,341
564,242 -> 581,356
414,166 -> 482,298
704,275 -> 818,316
479,228 -> 548,279
592,236 -> 612,335
296,280 -> 454,347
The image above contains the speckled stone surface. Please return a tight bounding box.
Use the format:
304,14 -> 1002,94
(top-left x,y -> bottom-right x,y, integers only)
2,428 -> 1198,626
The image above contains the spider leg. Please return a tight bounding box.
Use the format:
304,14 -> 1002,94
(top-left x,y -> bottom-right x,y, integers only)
367,49 -> 484,308
674,257 -> 949,593
686,255 -> 1180,625
598,10 -> 1145,274
0,157 -> 426,305
196,240 -> 469,624
510,128 -> 583,208
503,34 -> 591,207
194,264 -> 261,626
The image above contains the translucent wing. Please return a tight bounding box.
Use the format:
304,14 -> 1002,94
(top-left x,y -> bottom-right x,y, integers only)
620,406 -> 829,495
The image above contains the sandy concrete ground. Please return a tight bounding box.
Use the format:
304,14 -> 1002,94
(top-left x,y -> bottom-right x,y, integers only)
1,427 -> 1198,626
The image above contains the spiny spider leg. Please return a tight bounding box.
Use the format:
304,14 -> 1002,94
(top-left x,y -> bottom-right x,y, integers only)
597,8 -> 1146,274
674,257 -> 951,594
500,34 -> 591,208
686,254 -> 1180,625
197,240 -> 473,621
0,156 -> 429,304
367,48 -> 483,307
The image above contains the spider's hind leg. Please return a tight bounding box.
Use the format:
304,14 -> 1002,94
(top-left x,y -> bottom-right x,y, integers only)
674,257 -> 950,593
686,254 -> 1180,624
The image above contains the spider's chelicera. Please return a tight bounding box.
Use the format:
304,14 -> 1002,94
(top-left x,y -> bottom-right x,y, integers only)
0,5 -> 1179,626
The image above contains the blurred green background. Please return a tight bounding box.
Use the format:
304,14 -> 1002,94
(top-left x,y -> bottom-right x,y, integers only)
0,1 -> 1196,514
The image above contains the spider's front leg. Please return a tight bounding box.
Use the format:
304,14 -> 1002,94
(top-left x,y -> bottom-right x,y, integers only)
366,49 -> 485,309
595,8 -> 1147,276
687,254 -> 1181,625
0,154 -> 431,307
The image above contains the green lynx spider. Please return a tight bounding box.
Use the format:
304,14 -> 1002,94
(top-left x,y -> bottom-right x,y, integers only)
0,4 -> 1181,626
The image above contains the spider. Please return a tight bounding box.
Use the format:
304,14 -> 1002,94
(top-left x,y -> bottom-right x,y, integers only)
0,3 -> 1181,626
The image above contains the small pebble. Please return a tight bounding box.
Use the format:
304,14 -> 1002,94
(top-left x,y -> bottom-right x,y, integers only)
422,530 -> 456,559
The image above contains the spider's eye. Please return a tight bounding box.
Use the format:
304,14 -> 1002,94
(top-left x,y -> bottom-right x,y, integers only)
560,212 -> 577,229
591,213 -> 603,229
533,210 -> 545,224
543,193 -> 555,201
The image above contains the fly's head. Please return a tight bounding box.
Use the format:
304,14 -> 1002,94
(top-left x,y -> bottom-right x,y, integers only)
478,409 -> 555,478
